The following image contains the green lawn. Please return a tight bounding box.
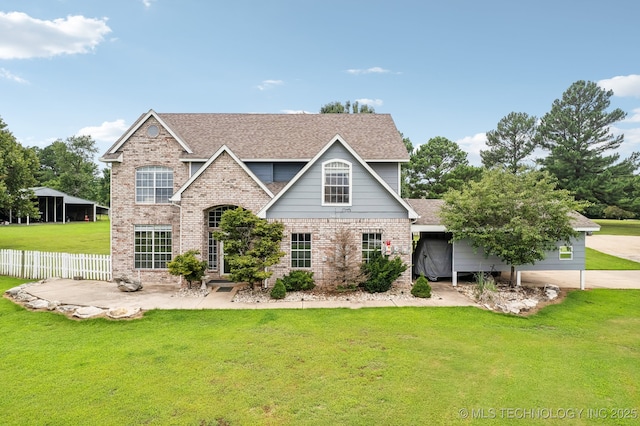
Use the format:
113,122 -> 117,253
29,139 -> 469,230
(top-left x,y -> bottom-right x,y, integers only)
1,276 -> 639,425
0,220 -> 110,254
586,247 -> 640,270
593,219 -> 640,236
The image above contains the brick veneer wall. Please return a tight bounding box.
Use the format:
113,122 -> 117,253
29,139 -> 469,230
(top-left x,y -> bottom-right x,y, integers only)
269,218 -> 413,289
178,151 -> 272,280
110,116 -> 188,283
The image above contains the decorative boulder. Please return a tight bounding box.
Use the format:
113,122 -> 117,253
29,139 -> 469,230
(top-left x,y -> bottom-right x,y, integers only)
73,306 -> 104,319
107,307 -> 142,319
116,277 -> 143,292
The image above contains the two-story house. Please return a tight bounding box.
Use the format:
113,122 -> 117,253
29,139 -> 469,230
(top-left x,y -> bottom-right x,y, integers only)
100,110 -> 418,287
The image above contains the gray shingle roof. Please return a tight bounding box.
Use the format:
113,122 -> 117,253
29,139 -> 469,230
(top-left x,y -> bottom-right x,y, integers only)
104,112 -> 408,161
406,198 -> 600,231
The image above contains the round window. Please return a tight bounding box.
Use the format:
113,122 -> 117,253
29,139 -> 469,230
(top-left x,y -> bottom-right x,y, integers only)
147,125 -> 160,137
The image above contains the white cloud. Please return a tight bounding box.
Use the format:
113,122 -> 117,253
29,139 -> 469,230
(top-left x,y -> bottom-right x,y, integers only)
456,133 -> 488,166
623,108 -> 640,123
142,0 -> 157,8
77,119 -> 128,143
346,66 -> 391,75
456,132 -> 488,156
597,74 -> 640,98
257,79 -> 284,91
355,98 -> 383,107
0,12 -> 111,59
0,68 -> 28,84
281,109 -> 314,114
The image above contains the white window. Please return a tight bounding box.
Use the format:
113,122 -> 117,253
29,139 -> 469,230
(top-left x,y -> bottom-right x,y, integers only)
134,225 -> 172,269
291,233 -> 311,268
559,245 -> 573,260
322,160 -> 351,205
136,166 -> 173,204
362,233 -> 382,262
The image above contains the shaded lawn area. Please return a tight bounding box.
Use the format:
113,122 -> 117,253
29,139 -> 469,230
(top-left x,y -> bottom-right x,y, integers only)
1,277 -> 639,425
593,219 -> 640,236
0,221 -> 109,255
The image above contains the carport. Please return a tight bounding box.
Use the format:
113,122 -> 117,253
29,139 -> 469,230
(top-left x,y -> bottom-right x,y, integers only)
32,187 -> 108,223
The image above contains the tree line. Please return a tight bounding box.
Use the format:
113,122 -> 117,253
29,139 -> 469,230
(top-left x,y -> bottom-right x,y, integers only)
0,117 -> 109,221
398,80 -> 640,218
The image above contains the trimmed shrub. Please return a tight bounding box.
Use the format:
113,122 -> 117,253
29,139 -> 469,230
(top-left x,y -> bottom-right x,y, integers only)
270,279 -> 286,299
360,251 -> 408,293
280,270 -> 315,292
167,250 -> 208,289
411,275 -> 432,298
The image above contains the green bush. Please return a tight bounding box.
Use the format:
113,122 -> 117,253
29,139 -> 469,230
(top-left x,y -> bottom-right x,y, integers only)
411,275 -> 432,298
360,251 -> 408,293
280,270 -> 315,291
167,250 -> 208,289
270,279 -> 287,299
603,205 -> 636,220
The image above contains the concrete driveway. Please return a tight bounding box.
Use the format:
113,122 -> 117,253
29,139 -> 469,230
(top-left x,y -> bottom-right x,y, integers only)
521,235 -> 640,289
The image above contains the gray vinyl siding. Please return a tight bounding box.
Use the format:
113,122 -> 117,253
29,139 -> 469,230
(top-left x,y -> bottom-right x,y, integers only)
246,162 -> 304,183
266,143 -> 408,219
246,163 -> 273,182
452,234 -> 587,272
369,162 -> 400,193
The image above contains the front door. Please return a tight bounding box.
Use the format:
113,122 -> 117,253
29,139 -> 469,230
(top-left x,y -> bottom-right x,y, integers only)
208,233 -> 231,274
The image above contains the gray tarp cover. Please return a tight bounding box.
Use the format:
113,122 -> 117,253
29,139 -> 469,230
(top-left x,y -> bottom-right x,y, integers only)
413,235 -> 452,281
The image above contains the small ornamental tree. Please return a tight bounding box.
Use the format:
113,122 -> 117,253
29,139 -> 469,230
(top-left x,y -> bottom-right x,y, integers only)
213,208 -> 284,289
323,228 -> 366,290
440,169 -> 588,285
167,250 -> 208,289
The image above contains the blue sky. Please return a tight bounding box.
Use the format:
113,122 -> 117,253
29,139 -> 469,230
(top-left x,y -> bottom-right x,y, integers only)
1,0 -> 639,166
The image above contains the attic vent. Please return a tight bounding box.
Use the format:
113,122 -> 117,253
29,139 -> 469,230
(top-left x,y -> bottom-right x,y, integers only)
147,125 -> 159,137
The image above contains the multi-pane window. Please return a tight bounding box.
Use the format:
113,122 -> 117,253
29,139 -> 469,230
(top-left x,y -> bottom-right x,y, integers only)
134,225 -> 172,269
208,235 -> 218,271
291,233 -> 311,268
135,166 -> 173,204
559,245 -> 573,260
323,160 -> 351,205
362,233 -> 382,262
208,205 -> 235,228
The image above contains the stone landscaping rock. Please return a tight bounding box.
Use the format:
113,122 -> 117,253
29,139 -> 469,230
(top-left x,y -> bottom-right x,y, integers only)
73,306 -> 104,319
5,286 -> 26,297
26,299 -> 50,310
544,284 -> 560,300
107,307 -> 141,319
116,277 -> 143,292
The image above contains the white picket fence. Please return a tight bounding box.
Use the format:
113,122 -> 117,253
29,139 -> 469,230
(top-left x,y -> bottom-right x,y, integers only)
0,249 -> 111,281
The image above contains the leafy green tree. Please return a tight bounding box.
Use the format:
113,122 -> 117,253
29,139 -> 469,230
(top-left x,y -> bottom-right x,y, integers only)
36,135 -> 100,201
404,136 -> 480,198
0,116 -> 40,221
167,250 -> 208,289
96,167 -> 111,207
537,80 -> 639,216
213,208 -> 285,289
440,169 -> 587,285
320,100 -> 375,113
602,205 -> 635,220
481,111 -> 538,173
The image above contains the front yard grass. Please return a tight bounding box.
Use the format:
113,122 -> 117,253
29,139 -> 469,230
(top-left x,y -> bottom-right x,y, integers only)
1,277 -> 639,425
586,247 -> 640,270
0,220 -> 110,254
593,219 -> 640,236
